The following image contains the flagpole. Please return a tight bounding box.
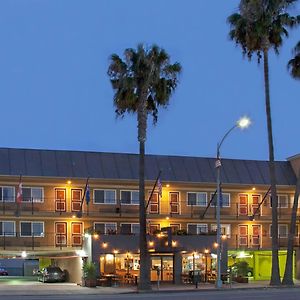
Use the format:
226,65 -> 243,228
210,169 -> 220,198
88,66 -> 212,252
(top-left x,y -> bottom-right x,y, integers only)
15,175 -> 22,217
145,170 -> 162,210
77,177 -> 89,218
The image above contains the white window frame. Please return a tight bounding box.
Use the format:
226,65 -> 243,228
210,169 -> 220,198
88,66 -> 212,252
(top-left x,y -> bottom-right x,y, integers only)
120,223 -> 140,234
0,221 -> 16,236
55,222 -> 67,245
210,192 -> 231,207
94,222 -> 117,234
187,192 -> 207,207
270,224 -> 288,238
187,223 -> 208,234
22,187 -> 44,203
20,221 -> 44,237
210,224 -> 231,238
93,189 -> 116,204
278,195 -> 289,208
0,186 -> 15,202
120,190 -> 139,205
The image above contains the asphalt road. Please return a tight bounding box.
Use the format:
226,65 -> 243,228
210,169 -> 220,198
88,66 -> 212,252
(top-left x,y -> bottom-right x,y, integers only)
2,289 -> 300,300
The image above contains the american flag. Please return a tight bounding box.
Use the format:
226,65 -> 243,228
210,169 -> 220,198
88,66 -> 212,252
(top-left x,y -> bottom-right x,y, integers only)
16,177 -> 23,204
157,178 -> 162,197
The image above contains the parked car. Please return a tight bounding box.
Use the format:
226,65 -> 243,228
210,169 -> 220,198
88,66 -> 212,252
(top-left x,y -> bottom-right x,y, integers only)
0,267 -> 8,276
37,267 -> 66,283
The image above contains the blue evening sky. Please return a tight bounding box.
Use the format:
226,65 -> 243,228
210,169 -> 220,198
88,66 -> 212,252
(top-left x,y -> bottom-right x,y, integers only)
0,0 -> 299,161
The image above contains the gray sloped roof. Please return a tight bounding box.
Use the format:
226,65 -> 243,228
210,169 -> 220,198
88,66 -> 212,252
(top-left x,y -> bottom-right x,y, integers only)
0,148 -> 296,186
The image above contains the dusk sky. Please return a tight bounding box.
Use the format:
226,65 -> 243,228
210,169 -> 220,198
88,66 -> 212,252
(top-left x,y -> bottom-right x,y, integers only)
0,0 -> 299,162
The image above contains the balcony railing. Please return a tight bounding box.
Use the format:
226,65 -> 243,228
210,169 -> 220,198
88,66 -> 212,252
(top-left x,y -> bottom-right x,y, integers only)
0,232 -> 83,250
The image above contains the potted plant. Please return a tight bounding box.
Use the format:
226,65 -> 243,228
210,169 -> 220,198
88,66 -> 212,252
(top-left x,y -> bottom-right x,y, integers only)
82,261 -> 97,287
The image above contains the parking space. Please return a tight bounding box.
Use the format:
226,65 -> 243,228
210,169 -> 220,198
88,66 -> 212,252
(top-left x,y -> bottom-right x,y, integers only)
0,276 -> 74,286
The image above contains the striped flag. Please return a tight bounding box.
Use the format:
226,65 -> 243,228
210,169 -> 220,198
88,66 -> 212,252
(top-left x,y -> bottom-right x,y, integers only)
16,177 -> 23,204
157,178 -> 162,197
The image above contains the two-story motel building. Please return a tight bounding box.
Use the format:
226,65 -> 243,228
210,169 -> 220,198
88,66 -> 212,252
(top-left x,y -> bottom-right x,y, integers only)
0,148 -> 299,283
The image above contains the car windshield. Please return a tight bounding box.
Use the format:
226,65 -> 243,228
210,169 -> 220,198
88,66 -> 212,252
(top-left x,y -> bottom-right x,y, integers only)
47,267 -> 63,273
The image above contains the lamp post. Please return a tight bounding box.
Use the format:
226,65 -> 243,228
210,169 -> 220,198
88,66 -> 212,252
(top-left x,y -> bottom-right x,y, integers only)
204,248 -> 209,283
215,116 -> 251,288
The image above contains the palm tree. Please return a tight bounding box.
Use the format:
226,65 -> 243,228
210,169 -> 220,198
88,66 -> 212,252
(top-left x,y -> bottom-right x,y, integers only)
107,44 -> 181,290
287,41 -> 300,79
282,43 -> 300,285
282,170 -> 300,285
228,0 -> 299,286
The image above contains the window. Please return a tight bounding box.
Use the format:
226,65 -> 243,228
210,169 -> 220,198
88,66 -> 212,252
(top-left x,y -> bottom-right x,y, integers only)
22,187 -> 43,202
187,192 -> 207,206
94,189 -> 116,204
149,192 -> 159,214
270,194 -> 289,208
211,224 -> 231,237
20,222 -> 44,237
71,222 -> 83,245
0,221 -> 15,236
187,224 -> 208,235
120,223 -> 140,234
278,195 -> 289,208
210,193 -> 230,207
120,191 -> 139,205
94,223 -> 117,234
270,224 -> 288,238
170,224 -> 181,233
149,224 -> 160,234
55,222 -> 67,246
55,188 -> 66,212
0,187 -> 15,202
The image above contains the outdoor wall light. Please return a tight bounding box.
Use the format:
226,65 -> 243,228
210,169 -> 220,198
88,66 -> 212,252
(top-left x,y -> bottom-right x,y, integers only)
102,242 -> 108,248
172,240 -> 177,247
21,251 -> 27,258
221,234 -> 227,240
93,233 -> 99,239
149,241 -> 154,247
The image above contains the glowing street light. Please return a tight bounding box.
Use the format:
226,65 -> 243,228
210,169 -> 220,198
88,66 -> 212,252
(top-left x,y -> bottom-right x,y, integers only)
215,116 -> 251,288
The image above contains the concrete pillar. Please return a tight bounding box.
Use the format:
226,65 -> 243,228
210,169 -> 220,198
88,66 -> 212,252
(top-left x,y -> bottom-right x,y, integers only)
174,252 -> 182,284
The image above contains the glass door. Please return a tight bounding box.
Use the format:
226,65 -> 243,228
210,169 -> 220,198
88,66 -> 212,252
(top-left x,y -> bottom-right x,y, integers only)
150,255 -> 174,282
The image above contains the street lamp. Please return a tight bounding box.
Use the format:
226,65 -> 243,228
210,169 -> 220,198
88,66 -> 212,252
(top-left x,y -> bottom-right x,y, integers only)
215,116 -> 251,288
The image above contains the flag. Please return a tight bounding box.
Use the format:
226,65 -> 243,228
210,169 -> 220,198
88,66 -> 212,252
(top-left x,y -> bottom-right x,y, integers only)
157,178 -> 162,197
16,177 -> 23,204
215,159 -> 221,168
85,183 -> 90,205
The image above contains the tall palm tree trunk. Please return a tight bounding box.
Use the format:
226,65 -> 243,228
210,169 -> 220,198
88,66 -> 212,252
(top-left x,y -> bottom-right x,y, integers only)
263,48 -> 280,286
137,95 -> 151,291
282,170 -> 300,285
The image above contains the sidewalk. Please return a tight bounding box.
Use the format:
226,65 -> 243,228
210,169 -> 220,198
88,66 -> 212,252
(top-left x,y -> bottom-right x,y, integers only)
0,280 -> 299,296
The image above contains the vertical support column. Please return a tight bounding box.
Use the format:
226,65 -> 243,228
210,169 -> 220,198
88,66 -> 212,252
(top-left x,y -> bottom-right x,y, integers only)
173,252 -> 182,284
